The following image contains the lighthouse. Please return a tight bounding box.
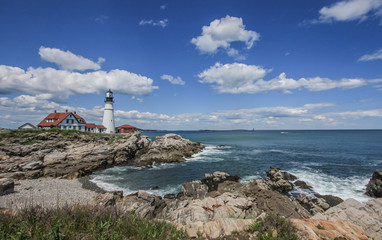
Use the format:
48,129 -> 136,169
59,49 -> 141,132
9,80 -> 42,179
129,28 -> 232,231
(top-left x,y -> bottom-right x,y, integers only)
102,89 -> 115,134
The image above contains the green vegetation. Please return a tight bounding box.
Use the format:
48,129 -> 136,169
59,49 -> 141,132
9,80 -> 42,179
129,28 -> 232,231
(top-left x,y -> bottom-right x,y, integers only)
0,128 -> 114,142
108,135 -> 123,144
248,214 -> 298,240
22,140 -> 40,145
0,206 -> 190,240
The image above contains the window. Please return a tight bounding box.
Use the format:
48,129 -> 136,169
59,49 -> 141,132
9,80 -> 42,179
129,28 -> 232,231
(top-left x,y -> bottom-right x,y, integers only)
78,126 -> 81,130
66,119 -> 69,124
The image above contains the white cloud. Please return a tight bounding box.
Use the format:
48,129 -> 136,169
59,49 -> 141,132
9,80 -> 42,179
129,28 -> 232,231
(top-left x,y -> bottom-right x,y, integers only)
139,19 -> 168,28
303,103 -> 336,109
95,15 -> 109,24
198,62 -> 369,94
191,15 -> 260,59
0,65 -> 158,99
312,0 -> 382,24
161,74 -> 185,85
115,110 -> 171,120
332,109 -> 382,118
359,49 -> 382,61
160,4 -> 167,10
198,62 -> 267,94
39,46 -> 104,71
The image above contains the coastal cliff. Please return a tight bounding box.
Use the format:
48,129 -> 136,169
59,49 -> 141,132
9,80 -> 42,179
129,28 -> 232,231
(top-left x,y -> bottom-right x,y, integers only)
0,129 -> 204,180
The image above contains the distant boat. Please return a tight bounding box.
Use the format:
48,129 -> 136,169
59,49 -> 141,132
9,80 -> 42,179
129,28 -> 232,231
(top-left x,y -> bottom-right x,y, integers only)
280,131 -> 288,134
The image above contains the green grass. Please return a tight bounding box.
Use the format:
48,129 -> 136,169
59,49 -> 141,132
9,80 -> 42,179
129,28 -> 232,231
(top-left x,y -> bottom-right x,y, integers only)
248,214 -> 298,240
22,140 -> 40,145
0,205 -> 190,240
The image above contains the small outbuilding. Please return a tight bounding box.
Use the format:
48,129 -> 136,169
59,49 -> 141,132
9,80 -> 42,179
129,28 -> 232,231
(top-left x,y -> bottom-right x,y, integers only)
116,124 -> 137,134
18,123 -> 37,130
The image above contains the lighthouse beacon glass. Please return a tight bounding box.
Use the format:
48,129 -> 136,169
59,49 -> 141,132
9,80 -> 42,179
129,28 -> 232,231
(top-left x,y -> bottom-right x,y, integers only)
102,89 -> 115,134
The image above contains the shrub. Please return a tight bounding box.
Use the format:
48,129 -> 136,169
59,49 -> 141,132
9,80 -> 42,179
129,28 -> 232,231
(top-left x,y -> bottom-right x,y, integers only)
0,205 -> 190,240
248,214 -> 298,240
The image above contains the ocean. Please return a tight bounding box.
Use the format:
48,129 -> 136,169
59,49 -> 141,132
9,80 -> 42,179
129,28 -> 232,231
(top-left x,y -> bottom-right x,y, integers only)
91,130 -> 382,203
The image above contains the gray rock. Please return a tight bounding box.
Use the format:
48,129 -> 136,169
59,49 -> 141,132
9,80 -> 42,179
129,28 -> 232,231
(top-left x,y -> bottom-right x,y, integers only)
182,180 -> 208,199
265,166 -> 294,192
313,198 -> 382,240
0,131 -> 203,179
0,178 -> 14,195
365,169 -> 382,198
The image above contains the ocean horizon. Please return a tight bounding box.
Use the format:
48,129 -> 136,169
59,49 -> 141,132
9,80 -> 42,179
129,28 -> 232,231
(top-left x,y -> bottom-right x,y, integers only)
91,129 -> 382,203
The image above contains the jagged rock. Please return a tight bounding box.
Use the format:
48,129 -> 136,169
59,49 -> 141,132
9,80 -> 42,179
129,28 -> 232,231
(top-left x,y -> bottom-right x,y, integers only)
313,198 -> 382,240
365,169 -> 382,198
294,180 -> 313,190
297,194 -> 330,215
134,134 -> 204,167
314,193 -> 343,207
182,180 -> 208,199
94,191 -> 123,207
291,218 -> 372,240
0,131 -> 203,179
202,171 -> 240,192
0,178 -> 14,196
265,166 -> 294,193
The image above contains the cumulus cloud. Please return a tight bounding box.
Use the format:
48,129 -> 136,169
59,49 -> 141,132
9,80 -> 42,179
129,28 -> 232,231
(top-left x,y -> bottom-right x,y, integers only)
191,15 -> 260,59
39,46 -> 104,71
161,74 -> 185,85
198,62 -> 370,94
0,65 -> 158,99
359,49 -> 382,61
139,19 -> 168,28
307,0 -> 382,24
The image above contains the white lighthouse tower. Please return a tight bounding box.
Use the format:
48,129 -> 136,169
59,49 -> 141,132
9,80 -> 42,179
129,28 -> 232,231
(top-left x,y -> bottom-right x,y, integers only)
102,89 -> 115,134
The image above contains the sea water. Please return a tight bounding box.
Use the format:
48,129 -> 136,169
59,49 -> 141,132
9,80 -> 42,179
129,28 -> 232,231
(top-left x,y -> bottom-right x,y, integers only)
91,130 -> 382,202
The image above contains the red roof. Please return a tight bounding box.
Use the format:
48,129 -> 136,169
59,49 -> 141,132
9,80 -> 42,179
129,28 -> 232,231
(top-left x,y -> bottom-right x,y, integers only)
37,111 -> 85,127
85,123 -> 97,128
116,124 -> 136,129
96,125 -> 106,129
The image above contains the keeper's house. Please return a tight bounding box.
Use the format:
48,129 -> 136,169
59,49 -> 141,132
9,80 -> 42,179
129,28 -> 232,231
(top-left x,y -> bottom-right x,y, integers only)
37,110 -> 106,133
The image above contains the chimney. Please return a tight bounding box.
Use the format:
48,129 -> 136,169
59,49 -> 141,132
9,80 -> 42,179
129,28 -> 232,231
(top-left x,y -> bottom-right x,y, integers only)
54,110 -> 56,113
65,109 -> 68,113
74,111 -> 76,114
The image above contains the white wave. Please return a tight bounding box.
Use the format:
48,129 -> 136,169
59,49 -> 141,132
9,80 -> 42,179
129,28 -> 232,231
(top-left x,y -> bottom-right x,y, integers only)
240,174 -> 261,182
149,162 -> 184,170
289,169 -> 372,203
90,176 -> 136,196
186,145 -> 230,162
146,185 -> 182,197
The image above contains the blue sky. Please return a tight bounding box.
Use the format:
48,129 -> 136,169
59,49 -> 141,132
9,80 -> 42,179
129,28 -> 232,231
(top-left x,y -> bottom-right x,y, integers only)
1,0 -> 382,130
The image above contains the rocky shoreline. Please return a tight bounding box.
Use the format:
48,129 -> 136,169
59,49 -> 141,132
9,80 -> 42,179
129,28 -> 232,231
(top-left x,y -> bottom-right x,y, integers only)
91,167 -> 381,239
0,130 -> 204,179
1,129 -> 382,239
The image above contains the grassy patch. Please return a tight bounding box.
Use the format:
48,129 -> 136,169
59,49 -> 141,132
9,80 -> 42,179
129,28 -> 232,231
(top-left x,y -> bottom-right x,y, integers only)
248,214 -> 298,240
107,135 -> 123,145
22,140 -> 40,145
0,205 -> 190,240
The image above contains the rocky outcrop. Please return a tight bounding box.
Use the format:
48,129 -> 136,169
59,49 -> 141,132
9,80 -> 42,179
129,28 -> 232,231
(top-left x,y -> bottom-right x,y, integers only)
365,169 -> 382,198
290,218 -> 372,240
313,198 -> 382,240
0,131 -> 204,180
93,171 -> 312,239
265,166 -> 296,193
134,134 -> 204,167
0,178 -> 14,196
